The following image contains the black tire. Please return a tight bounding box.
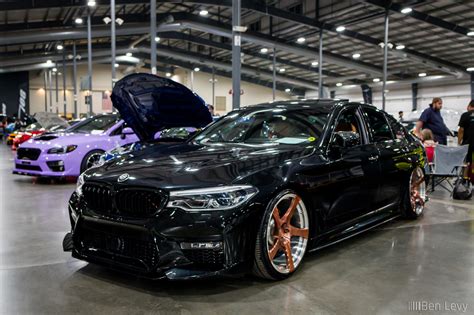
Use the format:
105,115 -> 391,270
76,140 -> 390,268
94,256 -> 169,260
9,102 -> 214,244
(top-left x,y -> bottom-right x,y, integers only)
80,149 -> 104,173
253,189 -> 310,280
401,166 -> 426,219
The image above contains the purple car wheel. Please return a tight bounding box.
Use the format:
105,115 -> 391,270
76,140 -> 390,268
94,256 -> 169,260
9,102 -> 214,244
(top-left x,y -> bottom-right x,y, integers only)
80,150 -> 104,173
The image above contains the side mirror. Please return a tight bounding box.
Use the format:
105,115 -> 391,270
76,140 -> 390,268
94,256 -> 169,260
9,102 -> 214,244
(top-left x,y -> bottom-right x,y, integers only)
121,127 -> 134,139
332,131 -> 360,149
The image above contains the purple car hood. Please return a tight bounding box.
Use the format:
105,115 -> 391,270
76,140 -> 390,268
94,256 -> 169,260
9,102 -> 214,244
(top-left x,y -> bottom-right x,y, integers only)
20,132 -> 113,150
111,73 -> 213,141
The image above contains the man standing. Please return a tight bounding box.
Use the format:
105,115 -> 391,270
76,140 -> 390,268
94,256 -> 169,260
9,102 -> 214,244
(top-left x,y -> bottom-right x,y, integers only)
398,111 -> 404,122
415,97 -> 449,145
458,100 -> 474,177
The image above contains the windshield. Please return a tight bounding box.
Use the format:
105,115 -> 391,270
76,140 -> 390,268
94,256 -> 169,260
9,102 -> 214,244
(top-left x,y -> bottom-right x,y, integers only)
67,115 -> 119,134
158,127 -> 198,140
25,123 -> 43,131
194,108 -> 329,146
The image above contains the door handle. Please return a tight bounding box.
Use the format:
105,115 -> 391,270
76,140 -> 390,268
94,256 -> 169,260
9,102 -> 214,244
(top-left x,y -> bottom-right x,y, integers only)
368,155 -> 379,161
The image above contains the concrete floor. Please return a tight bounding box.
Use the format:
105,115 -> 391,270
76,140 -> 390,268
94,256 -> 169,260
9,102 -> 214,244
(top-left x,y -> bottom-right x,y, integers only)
1,144 -> 473,315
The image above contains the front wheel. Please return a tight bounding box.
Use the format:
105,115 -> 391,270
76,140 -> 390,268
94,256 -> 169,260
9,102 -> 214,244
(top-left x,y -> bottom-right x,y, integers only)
253,190 -> 310,280
401,166 -> 426,219
80,150 -> 104,173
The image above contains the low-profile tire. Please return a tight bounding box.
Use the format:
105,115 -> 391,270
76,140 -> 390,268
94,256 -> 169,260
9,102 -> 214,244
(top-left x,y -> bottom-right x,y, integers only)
80,149 -> 104,173
401,166 -> 426,219
253,190 -> 310,280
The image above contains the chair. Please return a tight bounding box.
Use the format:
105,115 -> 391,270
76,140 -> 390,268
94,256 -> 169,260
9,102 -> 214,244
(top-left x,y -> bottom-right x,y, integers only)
427,144 -> 469,194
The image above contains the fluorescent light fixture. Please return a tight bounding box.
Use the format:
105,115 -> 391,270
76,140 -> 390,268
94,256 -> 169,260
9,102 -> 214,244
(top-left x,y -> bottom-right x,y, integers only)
114,63 -> 119,68
193,67 -> 200,72
395,44 -> 405,50
373,78 -> 380,82
56,44 -> 64,50
115,18 -> 124,26
87,0 -> 96,7
74,17 -> 83,24
279,68 -> 286,73
46,60 -> 52,65
285,88 -> 291,93
166,72 -> 172,77
155,36 -> 160,42
336,26 -> 345,32
103,17 -> 112,24
336,82 -> 343,87
352,53 -> 361,59
260,47 -> 268,54
418,72 -> 427,77
126,52 -> 132,57
52,67 -> 58,72
466,67 -> 474,72
199,10 -> 209,16
296,37 -> 306,43
467,31 -> 474,36
311,61 -> 318,67
401,7 -> 413,14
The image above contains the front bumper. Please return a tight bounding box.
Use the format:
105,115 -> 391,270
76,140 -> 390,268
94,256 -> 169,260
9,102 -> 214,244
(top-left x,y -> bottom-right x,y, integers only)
13,151 -> 81,177
65,192 -> 262,280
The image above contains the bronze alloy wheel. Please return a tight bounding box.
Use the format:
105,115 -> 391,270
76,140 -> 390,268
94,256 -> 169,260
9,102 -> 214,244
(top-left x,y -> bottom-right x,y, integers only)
266,193 -> 309,274
409,167 -> 426,215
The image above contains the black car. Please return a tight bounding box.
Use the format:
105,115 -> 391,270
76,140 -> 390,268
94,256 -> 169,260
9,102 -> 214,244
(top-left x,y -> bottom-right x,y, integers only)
63,74 -> 428,281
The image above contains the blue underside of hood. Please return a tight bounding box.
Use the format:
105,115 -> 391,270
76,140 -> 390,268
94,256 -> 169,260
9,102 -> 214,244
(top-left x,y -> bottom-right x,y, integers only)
111,73 -> 213,141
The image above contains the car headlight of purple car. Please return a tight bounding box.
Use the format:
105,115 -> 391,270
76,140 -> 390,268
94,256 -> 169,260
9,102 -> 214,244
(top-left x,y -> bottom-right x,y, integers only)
47,145 -> 78,154
166,185 -> 258,211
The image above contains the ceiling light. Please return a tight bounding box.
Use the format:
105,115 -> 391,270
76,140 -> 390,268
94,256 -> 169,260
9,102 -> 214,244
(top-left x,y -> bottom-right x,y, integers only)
336,82 -> 343,87
87,0 -> 96,7
395,44 -> 405,50
401,7 -> 413,14
279,68 -> 286,73
74,17 -> 83,24
155,36 -> 160,42
296,37 -> 306,43
166,72 -> 172,77
285,88 -> 291,93
199,10 -> 209,16
352,53 -> 361,59
114,63 -> 119,68
467,31 -> 474,36
115,18 -> 124,26
466,67 -> 474,72
336,26 -> 345,32
311,61 -> 318,67
56,44 -> 63,50
46,60 -> 52,65
76,54 -> 82,60
260,47 -> 268,54
126,52 -> 132,57
418,72 -> 427,77
194,67 -> 200,72
103,17 -> 112,24
52,67 -> 57,72
373,78 -> 380,82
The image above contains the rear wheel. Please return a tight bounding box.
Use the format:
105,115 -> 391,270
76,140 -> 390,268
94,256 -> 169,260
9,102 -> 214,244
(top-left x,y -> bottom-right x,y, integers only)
80,150 -> 104,173
401,166 -> 426,219
253,190 -> 310,280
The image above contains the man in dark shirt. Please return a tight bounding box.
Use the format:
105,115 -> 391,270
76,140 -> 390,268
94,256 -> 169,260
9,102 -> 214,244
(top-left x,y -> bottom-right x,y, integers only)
458,100 -> 474,166
415,97 -> 449,145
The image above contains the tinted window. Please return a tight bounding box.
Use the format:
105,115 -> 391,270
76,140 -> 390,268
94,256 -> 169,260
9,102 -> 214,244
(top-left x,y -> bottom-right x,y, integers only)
195,108 -> 329,146
334,107 -> 362,145
68,115 -> 119,134
363,108 -> 393,142
386,115 -> 409,140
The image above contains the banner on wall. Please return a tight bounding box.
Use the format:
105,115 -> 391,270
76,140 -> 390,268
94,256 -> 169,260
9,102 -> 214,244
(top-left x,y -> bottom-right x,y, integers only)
102,91 -> 112,111
361,84 -> 372,104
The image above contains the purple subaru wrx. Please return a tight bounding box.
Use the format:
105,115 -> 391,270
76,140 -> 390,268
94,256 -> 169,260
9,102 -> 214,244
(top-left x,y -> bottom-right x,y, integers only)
13,114 -> 139,177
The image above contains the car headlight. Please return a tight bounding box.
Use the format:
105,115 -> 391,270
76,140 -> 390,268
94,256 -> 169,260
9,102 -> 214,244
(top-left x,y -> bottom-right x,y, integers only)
76,173 -> 85,196
47,145 -> 77,154
166,185 -> 258,211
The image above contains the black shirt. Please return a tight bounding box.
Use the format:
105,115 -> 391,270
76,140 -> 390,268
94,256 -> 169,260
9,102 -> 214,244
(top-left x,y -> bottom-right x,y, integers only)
458,110 -> 474,146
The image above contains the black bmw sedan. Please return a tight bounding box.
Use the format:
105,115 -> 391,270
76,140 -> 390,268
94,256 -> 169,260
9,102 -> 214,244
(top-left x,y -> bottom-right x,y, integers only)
63,74 -> 427,281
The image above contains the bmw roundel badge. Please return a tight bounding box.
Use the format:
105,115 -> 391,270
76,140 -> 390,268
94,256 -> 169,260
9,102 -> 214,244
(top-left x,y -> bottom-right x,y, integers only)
117,173 -> 130,183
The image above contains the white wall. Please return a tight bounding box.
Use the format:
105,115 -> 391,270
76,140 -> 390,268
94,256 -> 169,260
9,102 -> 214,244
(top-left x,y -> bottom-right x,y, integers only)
28,65 -> 291,117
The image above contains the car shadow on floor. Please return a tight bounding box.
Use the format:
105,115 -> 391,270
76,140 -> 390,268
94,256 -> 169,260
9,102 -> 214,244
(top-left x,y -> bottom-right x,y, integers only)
12,176 -> 77,185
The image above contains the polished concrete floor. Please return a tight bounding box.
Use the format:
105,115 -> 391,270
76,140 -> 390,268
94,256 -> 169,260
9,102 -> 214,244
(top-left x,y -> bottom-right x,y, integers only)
1,144 -> 473,315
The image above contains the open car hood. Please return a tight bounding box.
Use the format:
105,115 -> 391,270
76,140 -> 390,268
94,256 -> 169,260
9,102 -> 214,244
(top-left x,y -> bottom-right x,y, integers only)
33,112 -> 69,129
111,73 -> 213,141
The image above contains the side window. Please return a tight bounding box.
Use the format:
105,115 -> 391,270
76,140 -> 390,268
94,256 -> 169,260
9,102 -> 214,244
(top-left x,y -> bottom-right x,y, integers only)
386,115 -> 409,140
333,107 -> 362,145
110,123 -> 124,136
363,108 -> 393,142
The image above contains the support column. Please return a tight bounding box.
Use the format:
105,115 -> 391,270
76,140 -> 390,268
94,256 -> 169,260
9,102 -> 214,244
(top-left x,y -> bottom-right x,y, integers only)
272,47 -> 276,101
43,71 -> 48,112
212,67 -> 216,106
470,72 -> 474,100
318,29 -> 323,98
72,41 -> 78,118
111,0 -> 116,87
48,70 -> 53,112
87,9 -> 93,116
231,0 -> 241,110
55,64 -> 59,114
412,83 -> 418,111
62,43 -> 67,117
150,0 -> 157,74
382,10 -> 389,110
